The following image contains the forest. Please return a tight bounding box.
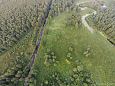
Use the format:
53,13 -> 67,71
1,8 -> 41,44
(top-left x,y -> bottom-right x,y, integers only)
81,0 -> 115,45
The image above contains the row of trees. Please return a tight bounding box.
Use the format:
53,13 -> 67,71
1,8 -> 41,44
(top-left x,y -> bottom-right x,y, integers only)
81,0 -> 115,45
93,8 -> 115,44
0,0 -> 49,54
49,0 -> 78,18
0,0 -> 52,85
0,52 -> 30,86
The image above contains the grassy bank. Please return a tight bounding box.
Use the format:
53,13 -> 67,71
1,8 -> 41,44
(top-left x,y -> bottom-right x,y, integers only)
33,12 -> 115,86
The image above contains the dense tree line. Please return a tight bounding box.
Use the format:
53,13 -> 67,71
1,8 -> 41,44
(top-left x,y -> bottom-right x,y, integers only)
0,0 -> 52,85
92,8 -> 115,44
0,54 -> 30,86
0,0 -> 49,54
49,0 -> 78,17
80,0 -> 115,45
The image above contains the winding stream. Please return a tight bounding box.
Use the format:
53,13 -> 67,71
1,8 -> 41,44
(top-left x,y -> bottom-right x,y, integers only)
77,1 -> 107,38
77,1 -> 96,33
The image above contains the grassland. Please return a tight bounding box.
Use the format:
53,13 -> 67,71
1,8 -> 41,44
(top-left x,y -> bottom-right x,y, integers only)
32,12 -> 115,86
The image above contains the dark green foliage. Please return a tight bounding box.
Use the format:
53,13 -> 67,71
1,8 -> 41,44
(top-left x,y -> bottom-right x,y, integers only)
92,8 -> 115,44
66,13 -> 82,27
49,0 -> 77,18
33,54 -> 96,86
0,54 -> 29,86
0,0 -> 48,54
